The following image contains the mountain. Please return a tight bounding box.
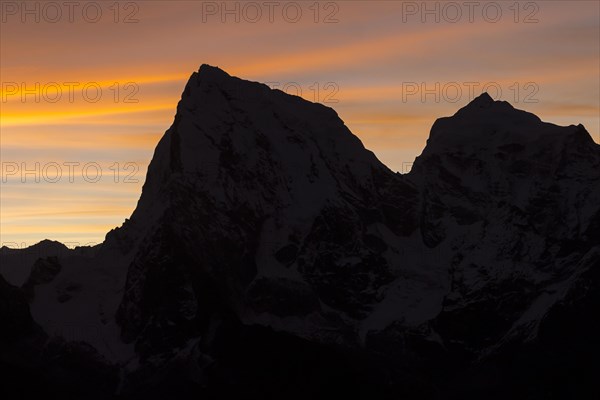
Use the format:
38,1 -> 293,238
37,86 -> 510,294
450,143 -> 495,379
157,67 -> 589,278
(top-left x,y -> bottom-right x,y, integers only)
1,65 -> 599,399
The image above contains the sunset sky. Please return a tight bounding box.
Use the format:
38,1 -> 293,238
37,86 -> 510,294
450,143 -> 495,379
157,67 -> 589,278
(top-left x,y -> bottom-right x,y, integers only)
1,0 -> 599,246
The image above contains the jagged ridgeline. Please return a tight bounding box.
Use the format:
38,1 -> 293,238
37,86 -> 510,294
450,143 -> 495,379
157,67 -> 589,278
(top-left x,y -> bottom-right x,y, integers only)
1,65 -> 599,399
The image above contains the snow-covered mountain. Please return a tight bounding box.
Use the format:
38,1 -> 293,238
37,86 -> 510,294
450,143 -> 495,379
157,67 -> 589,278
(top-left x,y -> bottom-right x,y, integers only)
2,65 -> 599,399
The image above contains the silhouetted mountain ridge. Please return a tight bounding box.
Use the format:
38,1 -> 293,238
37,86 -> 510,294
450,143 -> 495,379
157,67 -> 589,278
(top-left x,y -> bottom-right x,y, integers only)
2,65 -> 599,399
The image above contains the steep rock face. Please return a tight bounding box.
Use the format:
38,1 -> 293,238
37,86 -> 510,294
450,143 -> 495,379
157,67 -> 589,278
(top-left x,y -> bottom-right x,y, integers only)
115,65 -> 422,355
406,93 -> 600,358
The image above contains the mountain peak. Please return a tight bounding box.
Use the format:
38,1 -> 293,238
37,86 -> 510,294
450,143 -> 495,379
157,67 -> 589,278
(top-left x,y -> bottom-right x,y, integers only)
455,91 -> 515,117
470,91 -> 494,105
31,239 -> 68,252
410,90 -> 600,171
197,64 -> 230,80
123,64 -> 387,244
